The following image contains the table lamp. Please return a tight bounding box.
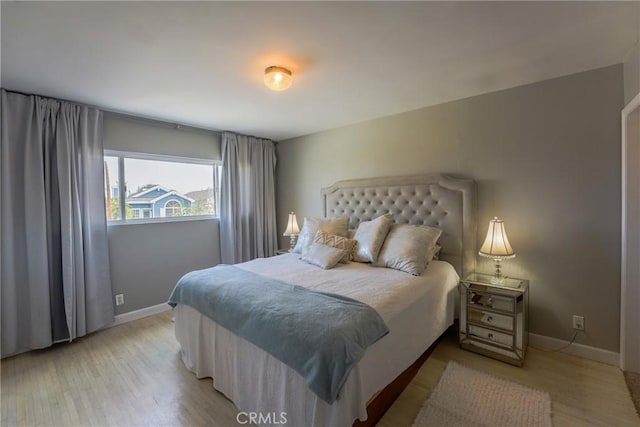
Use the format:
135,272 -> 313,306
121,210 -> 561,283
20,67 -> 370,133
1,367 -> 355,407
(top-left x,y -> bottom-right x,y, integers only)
283,212 -> 300,252
479,217 -> 515,281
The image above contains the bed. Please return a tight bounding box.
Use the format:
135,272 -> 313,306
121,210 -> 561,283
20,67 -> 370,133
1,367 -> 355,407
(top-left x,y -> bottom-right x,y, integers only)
172,174 -> 476,426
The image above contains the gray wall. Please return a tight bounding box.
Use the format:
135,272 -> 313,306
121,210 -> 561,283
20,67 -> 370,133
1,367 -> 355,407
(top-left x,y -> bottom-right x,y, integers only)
625,41 -> 640,105
276,65 -> 623,352
108,220 -> 220,315
104,113 -> 221,160
104,115 -> 222,315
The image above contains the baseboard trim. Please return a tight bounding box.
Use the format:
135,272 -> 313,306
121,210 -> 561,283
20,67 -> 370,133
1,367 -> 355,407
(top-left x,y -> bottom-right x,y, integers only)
112,303 -> 172,327
529,333 -> 620,366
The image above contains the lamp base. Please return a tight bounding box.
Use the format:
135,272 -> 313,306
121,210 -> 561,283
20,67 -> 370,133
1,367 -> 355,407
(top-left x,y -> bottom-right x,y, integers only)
479,253 -> 515,284
491,258 -> 506,284
288,235 -> 298,252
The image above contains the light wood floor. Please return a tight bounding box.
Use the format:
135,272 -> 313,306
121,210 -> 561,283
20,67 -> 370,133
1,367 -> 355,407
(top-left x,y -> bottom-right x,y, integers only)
2,311 -> 638,426
380,330 -> 640,427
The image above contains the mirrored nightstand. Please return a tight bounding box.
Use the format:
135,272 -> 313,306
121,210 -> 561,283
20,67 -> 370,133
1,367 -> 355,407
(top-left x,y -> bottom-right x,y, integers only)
459,272 -> 529,366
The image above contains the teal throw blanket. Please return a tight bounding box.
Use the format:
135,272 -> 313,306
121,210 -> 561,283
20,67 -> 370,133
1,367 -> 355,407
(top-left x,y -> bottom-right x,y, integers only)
168,264 -> 389,403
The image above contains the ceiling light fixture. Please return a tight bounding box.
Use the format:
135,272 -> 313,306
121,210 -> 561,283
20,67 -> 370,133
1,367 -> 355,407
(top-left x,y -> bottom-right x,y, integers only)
264,66 -> 293,91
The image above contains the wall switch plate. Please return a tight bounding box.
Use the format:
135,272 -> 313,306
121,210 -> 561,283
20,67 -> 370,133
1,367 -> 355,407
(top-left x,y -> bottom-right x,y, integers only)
572,315 -> 584,330
115,294 -> 124,306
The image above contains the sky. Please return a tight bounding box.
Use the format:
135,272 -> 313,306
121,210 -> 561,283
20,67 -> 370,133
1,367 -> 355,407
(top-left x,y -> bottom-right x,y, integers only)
104,156 -> 215,196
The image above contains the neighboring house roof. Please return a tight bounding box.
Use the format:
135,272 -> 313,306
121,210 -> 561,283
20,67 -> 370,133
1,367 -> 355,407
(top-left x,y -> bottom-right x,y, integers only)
185,188 -> 214,200
128,184 -> 171,199
127,185 -> 195,205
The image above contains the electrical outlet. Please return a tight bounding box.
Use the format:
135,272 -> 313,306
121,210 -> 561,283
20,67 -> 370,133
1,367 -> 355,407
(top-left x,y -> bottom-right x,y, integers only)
115,294 -> 124,306
572,315 -> 584,330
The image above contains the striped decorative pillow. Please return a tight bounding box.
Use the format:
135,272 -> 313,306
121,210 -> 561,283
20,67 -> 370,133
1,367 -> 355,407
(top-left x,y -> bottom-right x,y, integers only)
313,231 -> 357,263
292,217 -> 349,254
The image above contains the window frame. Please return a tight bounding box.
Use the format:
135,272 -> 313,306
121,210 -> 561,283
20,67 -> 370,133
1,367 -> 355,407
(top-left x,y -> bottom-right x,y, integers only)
104,150 -> 221,225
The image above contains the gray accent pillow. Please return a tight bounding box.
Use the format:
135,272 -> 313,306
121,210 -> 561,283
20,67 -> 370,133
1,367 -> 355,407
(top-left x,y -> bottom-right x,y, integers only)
293,217 -> 349,255
301,242 -> 346,270
375,224 -> 442,275
353,214 -> 393,263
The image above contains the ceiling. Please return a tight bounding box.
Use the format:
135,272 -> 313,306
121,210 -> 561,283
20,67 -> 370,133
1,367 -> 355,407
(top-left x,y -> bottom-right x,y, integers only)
2,1 -> 638,141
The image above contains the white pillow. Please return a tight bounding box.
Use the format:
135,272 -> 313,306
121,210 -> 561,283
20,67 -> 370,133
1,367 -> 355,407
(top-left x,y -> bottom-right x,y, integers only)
301,242 -> 346,270
375,224 -> 442,275
313,231 -> 357,263
352,214 -> 393,263
293,217 -> 349,254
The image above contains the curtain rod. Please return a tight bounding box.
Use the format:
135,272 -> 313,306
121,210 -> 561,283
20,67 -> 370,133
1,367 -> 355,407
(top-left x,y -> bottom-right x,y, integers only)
104,111 -> 223,137
1,87 -> 223,136
2,88 -> 278,143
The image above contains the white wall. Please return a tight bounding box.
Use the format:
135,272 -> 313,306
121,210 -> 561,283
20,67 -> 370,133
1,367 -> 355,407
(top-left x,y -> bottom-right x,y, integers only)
621,98 -> 640,372
104,114 -> 222,315
276,65 -> 624,352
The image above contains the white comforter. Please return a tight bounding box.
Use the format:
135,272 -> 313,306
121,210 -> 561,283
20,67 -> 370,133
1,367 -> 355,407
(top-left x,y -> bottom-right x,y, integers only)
238,254 -> 450,323
174,254 -> 459,427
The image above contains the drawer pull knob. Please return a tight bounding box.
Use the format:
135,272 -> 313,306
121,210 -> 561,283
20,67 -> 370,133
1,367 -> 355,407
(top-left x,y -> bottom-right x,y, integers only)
488,333 -> 494,339
470,292 -> 481,304
487,297 -> 493,307
487,316 -> 493,322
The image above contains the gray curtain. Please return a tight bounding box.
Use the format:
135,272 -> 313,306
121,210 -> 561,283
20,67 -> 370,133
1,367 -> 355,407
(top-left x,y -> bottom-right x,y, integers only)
1,89 -> 114,358
220,131 -> 277,263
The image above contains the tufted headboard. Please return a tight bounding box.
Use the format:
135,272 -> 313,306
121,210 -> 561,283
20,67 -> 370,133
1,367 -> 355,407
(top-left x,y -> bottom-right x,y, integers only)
321,174 -> 476,277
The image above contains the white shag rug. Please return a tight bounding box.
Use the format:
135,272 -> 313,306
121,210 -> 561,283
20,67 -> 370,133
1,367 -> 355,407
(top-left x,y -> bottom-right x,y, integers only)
413,361 -> 552,427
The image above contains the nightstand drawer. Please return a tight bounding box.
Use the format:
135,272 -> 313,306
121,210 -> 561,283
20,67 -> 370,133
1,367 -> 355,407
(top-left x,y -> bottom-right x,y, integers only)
468,290 -> 514,313
468,308 -> 513,332
468,325 -> 513,347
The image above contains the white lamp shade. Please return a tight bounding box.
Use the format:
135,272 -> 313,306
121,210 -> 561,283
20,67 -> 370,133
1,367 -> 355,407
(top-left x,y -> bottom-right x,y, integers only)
283,212 -> 300,236
479,217 -> 515,258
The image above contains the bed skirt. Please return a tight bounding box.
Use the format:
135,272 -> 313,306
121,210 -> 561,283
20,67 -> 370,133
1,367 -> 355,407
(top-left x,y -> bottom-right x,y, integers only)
173,282 -> 455,427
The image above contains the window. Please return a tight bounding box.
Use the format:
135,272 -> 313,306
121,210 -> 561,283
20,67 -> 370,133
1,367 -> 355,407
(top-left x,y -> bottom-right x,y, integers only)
163,200 -> 183,217
104,151 -> 221,223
